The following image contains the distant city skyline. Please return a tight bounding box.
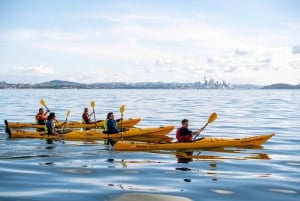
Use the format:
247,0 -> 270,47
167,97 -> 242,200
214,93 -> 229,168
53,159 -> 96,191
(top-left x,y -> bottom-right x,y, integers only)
1,0 -> 300,85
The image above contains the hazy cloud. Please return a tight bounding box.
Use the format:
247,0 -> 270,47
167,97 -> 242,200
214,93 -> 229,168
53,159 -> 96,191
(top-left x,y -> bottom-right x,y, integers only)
12,65 -> 55,75
234,48 -> 249,56
292,45 -> 300,54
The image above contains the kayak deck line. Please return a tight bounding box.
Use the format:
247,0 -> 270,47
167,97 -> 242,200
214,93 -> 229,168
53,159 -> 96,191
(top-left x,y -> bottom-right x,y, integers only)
6,117 -> 142,129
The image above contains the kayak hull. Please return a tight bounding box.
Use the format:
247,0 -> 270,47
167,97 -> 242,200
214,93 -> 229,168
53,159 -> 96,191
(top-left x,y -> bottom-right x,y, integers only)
6,118 -> 141,129
5,123 -> 174,140
114,133 -> 275,151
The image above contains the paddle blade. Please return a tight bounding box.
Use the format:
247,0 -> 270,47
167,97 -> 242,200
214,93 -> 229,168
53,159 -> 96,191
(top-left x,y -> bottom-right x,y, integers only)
66,109 -> 71,118
40,99 -> 46,107
207,112 -> 217,124
120,104 -> 125,114
90,100 -> 95,108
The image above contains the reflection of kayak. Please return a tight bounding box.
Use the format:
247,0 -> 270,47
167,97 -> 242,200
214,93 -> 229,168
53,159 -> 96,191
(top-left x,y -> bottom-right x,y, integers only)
176,151 -> 271,162
6,118 -> 141,129
114,133 -> 275,151
5,122 -> 174,140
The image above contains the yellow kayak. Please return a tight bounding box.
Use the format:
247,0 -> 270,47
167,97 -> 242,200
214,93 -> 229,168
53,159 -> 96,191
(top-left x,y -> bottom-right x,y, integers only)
125,135 -> 173,143
5,124 -> 174,140
6,117 -> 141,129
114,133 -> 275,151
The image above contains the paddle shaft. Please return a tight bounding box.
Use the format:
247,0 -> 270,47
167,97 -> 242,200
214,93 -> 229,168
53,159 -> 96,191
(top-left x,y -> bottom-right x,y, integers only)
193,123 -> 208,141
120,113 -> 124,140
92,108 -> 98,127
44,105 -> 50,112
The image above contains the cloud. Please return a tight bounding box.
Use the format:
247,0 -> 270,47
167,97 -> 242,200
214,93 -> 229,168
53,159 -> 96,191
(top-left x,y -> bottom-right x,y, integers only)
292,45 -> 300,54
1,10 -> 300,84
12,65 -> 55,75
234,48 -> 250,56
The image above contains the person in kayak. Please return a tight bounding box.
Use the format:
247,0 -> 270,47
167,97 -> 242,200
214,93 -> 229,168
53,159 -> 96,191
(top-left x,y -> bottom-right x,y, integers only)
36,108 -> 49,125
82,107 -> 103,125
82,107 -> 95,124
45,112 -> 64,136
176,119 -> 204,142
104,112 -> 120,134
103,112 -> 123,147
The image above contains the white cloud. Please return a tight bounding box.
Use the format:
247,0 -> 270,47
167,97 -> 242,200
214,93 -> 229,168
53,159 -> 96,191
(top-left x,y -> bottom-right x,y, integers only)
292,45 -> 300,54
1,11 -> 300,84
12,65 -> 55,75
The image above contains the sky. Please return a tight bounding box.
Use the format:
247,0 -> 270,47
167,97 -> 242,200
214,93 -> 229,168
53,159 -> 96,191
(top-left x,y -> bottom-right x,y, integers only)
0,0 -> 300,85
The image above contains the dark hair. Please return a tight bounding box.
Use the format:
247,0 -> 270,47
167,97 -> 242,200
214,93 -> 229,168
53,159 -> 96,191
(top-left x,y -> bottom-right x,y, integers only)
181,119 -> 189,124
48,112 -> 56,120
39,108 -> 44,111
106,112 -> 113,119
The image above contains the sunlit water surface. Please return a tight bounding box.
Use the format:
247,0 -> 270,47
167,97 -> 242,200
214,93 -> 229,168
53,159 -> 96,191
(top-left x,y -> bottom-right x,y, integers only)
0,89 -> 299,201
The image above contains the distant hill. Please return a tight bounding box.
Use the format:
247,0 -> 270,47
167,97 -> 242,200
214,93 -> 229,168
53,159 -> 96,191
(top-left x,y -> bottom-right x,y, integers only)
262,83 -> 300,89
41,80 -> 83,86
33,80 -> 86,89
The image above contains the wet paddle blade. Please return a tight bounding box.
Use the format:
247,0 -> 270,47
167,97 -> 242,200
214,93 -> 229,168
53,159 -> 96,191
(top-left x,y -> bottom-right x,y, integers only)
40,99 -> 46,107
207,112 -> 217,124
120,104 -> 125,114
66,109 -> 71,118
90,100 -> 95,108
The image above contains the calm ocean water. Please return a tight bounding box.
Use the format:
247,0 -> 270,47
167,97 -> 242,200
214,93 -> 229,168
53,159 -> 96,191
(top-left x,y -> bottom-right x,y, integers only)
0,89 -> 299,201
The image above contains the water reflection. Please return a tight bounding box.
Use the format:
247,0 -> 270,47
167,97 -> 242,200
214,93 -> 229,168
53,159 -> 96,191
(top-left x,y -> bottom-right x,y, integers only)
174,147 -> 271,163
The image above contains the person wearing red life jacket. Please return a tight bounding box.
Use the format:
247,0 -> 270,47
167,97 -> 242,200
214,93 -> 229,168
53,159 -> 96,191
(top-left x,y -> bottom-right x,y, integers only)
35,108 -> 49,125
176,119 -> 204,142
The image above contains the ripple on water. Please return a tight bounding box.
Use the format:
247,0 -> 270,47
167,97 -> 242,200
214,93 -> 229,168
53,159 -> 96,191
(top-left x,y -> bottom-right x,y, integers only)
0,89 -> 300,201
268,189 -> 298,194
110,193 -> 192,201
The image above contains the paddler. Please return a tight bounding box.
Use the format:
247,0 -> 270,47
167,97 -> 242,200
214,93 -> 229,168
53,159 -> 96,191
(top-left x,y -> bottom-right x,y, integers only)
176,119 -> 204,142
104,112 -> 120,134
82,107 -> 95,124
82,107 -> 103,124
35,108 -> 49,125
103,112 -> 121,146
45,112 -> 65,137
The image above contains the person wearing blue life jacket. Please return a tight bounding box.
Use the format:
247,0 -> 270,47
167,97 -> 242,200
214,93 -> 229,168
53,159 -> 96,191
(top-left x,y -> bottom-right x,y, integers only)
45,112 -> 69,137
104,112 -> 120,134
104,112 -> 126,147
45,112 -> 63,136
176,119 -> 204,142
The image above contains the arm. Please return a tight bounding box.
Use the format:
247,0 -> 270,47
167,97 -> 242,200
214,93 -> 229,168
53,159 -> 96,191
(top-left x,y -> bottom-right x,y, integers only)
191,128 -> 204,135
50,128 -> 61,135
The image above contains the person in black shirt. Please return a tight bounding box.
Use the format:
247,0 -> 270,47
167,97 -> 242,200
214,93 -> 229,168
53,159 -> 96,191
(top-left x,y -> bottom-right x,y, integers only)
176,119 -> 203,142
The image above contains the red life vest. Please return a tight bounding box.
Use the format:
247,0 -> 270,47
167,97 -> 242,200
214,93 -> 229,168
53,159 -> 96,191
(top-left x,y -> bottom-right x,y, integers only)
176,127 -> 192,142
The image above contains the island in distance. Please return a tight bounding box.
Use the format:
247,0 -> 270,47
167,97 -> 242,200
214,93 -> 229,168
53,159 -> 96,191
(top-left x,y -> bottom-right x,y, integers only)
262,83 -> 300,89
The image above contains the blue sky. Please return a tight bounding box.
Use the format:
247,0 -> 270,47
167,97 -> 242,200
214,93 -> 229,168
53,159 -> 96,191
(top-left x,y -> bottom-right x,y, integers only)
0,0 -> 300,84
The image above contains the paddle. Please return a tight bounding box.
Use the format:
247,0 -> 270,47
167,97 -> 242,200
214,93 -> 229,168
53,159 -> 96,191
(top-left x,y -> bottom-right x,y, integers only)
90,100 -> 97,127
40,99 -> 50,112
61,109 -> 71,143
62,109 -> 71,132
193,112 -> 218,141
120,104 -> 125,140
